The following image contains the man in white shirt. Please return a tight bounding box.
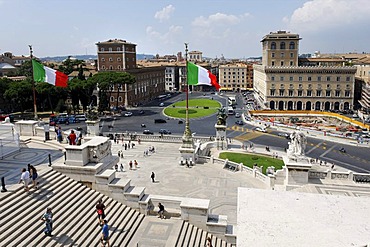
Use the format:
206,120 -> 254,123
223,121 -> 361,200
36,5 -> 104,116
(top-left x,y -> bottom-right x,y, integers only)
19,168 -> 30,192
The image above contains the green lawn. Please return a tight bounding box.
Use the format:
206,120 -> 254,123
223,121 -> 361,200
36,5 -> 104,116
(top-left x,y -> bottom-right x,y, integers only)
164,99 -> 221,119
218,152 -> 284,174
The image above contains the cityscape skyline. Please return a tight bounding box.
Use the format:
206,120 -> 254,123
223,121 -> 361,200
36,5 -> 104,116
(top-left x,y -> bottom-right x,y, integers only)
1,0 -> 370,58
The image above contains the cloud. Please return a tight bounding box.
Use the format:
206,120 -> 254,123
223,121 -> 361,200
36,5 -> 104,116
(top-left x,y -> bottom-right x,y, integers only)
284,0 -> 370,32
192,13 -> 244,28
154,5 -> 175,22
146,25 -> 183,44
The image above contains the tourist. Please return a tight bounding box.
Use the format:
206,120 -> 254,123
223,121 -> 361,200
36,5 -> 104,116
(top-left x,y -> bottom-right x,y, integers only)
57,126 -> 63,143
76,133 -> 83,145
41,208 -> 53,236
114,164 -> 118,171
158,203 -> 165,219
100,220 -> 110,247
29,165 -> 38,189
138,138 -> 141,144
120,163 -> 124,172
129,161 -> 133,170
68,130 -> 77,145
206,237 -> 213,247
96,199 -> 106,226
151,172 -> 155,183
134,160 -> 138,168
19,168 -> 30,192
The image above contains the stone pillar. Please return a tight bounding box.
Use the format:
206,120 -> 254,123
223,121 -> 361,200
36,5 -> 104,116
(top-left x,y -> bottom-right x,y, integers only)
86,120 -> 100,137
215,124 -> 228,150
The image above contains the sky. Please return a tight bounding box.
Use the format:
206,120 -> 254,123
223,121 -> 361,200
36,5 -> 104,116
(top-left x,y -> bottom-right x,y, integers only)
1,0 -> 370,59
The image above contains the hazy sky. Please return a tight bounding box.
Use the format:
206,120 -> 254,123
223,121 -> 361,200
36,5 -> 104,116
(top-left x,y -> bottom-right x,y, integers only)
1,0 -> 369,58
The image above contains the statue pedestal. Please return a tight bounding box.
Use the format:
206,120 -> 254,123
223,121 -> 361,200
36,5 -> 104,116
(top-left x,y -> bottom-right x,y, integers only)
215,124 -> 227,150
282,155 -> 312,186
86,120 -> 100,137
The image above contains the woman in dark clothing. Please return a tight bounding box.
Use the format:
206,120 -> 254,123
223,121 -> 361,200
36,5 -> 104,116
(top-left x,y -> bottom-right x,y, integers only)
96,199 -> 106,226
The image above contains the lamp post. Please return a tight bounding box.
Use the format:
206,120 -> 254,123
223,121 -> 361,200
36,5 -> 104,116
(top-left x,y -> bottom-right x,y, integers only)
29,45 -> 38,120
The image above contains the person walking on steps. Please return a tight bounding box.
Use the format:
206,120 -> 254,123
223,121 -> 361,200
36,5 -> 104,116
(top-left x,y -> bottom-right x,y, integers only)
100,220 -> 110,247
41,208 -> 53,236
29,165 -> 38,189
96,199 -> 106,226
19,168 -> 30,192
151,172 -> 155,183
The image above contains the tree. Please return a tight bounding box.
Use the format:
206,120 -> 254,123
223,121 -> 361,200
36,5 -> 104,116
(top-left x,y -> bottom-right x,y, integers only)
58,57 -> 86,75
4,79 -> 33,112
0,78 -> 12,112
87,72 -> 136,112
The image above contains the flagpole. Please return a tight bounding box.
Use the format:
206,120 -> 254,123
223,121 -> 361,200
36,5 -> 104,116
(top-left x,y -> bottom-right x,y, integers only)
29,45 -> 38,120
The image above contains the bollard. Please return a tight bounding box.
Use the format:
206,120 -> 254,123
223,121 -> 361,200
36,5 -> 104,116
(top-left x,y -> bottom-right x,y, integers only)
1,177 -> 7,192
48,154 -> 52,167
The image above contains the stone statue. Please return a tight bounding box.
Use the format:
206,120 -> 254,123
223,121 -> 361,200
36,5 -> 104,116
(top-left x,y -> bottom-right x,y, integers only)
86,102 -> 99,121
289,128 -> 306,157
216,107 -> 227,126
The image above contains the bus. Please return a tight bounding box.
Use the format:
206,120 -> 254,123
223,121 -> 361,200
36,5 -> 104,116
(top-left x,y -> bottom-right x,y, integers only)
228,96 -> 236,106
227,107 -> 235,115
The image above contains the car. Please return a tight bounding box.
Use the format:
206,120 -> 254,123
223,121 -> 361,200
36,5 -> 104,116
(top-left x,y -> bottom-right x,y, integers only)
139,110 -> 144,115
143,130 -> 154,135
75,114 -> 87,121
141,123 -> 146,128
154,119 -> 167,124
255,127 -> 267,133
278,132 -> 289,138
178,120 -> 183,124
235,113 -> 241,118
235,120 -> 244,125
159,102 -> 164,107
124,112 -> 133,117
159,129 -> 171,135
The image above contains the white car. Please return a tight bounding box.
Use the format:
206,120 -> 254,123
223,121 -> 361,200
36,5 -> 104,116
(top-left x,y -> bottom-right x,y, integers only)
235,113 -> 241,118
124,112 -> 133,117
255,127 -> 267,133
159,102 -> 164,107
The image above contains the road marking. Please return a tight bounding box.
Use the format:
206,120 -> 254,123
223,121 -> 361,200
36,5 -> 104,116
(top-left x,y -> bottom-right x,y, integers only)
320,144 -> 337,157
322,157 -> 370,173
305,141 -> 325,155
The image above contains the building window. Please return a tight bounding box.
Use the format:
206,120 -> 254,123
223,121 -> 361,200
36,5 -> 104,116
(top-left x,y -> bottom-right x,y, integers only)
298,90 -> 303,96
272,61 -> 275,66
271,42 -> 276,50
109,57 -> 113,61
101,65 -> 106,69
280,84 -> 284,88
118,65 -> 121,70
281,52 -> 284,58
290,61 -> 293,66
289,90 -> 294,96
280,76 -> 284,81
270,89 -> 275,96
280,61 -> 284,66
326,76 -> 331,81
279,89 -> 284,96
346,76 -> 351,81
290,53 -> 294,58
117,47 -> 121,51
299,76 -> 303,81
326,90 -> 331,97
345,90 -> 350,97
109,47 -> 112,51
271,76 -> 275,81
271,53 -> 275,58
290,76 -> 293,81
307,76 -> 311,81
101,48 -> 105,51
289,42 -> 295,49
316,90 -> 322,97
109,65 -> 113,70
101,58 -> 105,62
318,76 -> 321,81
117,58 -> 121,61
336,76 -> 340,81
307,90 -> 312,96
110,96 -> 114,102
335,90 -> 340,97
118,96 -> 123,102
280,42 -> 286,49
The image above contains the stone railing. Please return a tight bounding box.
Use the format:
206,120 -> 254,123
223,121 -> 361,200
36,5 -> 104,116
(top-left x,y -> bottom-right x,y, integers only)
309,170 -> 370,184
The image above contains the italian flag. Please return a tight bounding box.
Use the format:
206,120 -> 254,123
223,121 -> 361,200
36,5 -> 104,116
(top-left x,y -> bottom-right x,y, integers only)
187,62 -> 220,90
32,60 -> 68,87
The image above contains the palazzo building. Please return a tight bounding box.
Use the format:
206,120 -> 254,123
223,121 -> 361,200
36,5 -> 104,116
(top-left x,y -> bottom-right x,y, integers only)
96,39 -> 165,107
219,63 -> 254,91
253,31 -> 357,111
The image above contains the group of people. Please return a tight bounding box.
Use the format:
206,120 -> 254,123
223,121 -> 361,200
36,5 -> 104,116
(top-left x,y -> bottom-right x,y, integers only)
55,126 -> 83,145
143,146 -> 155,156
114,160 -> 139,172
19,164 -> 38,192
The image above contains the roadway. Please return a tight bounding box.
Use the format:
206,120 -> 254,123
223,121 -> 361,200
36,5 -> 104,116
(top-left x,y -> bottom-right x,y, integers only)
65,91 -> 370,174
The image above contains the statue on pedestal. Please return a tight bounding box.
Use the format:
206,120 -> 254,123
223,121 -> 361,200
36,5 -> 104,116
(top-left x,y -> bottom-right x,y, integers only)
288,128 -> 306,157
86,103 -> 99,121
216,107 -> 227,126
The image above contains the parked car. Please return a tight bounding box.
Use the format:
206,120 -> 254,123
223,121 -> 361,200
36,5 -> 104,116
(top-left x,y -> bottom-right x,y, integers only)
124,112 -> 133,117
255,127 -> 267,133
235,120 -> 244,125
139,110 -> 145,115
143,129 -> 154,135
75,114 -> 87,121
278,132 -> 289,138
159,102 -> 164,107
154,119 -> 167,124
159,129 -> 171,135
235,113 -> 241,118
68,115 -> 80,123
